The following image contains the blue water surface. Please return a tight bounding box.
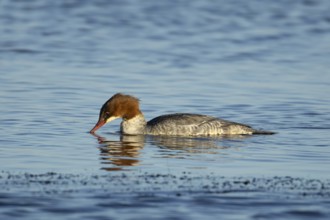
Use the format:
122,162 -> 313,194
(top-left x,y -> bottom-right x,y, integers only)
1,0 -> 330,219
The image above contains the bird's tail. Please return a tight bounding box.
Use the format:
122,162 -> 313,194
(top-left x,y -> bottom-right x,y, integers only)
252,130 -> 276,135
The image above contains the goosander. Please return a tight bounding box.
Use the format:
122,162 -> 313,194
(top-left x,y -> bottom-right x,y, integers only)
90,93 -> 275,136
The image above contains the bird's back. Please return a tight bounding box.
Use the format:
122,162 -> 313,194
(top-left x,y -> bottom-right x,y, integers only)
146,113 -> 256,136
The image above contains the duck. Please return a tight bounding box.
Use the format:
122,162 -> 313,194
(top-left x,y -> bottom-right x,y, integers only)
90,93 -> 275,136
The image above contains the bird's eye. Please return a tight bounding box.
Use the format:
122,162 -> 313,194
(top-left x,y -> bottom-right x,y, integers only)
104,112 -> 110,118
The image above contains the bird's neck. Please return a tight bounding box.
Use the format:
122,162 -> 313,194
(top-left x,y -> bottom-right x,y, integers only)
120,114 -> 146,135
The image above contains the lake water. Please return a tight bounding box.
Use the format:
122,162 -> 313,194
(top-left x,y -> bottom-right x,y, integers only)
1,0 -> 330,219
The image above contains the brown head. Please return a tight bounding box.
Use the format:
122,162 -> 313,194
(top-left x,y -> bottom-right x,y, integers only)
90,93 -> 142,133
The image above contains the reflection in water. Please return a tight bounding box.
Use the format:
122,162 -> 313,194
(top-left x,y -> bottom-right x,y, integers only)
91,133 -> 145,171
149,135 -> 250,156
91,133 -> 251,171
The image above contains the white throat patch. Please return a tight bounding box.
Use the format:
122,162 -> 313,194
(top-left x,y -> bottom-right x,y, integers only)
106,116 -> 120,123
